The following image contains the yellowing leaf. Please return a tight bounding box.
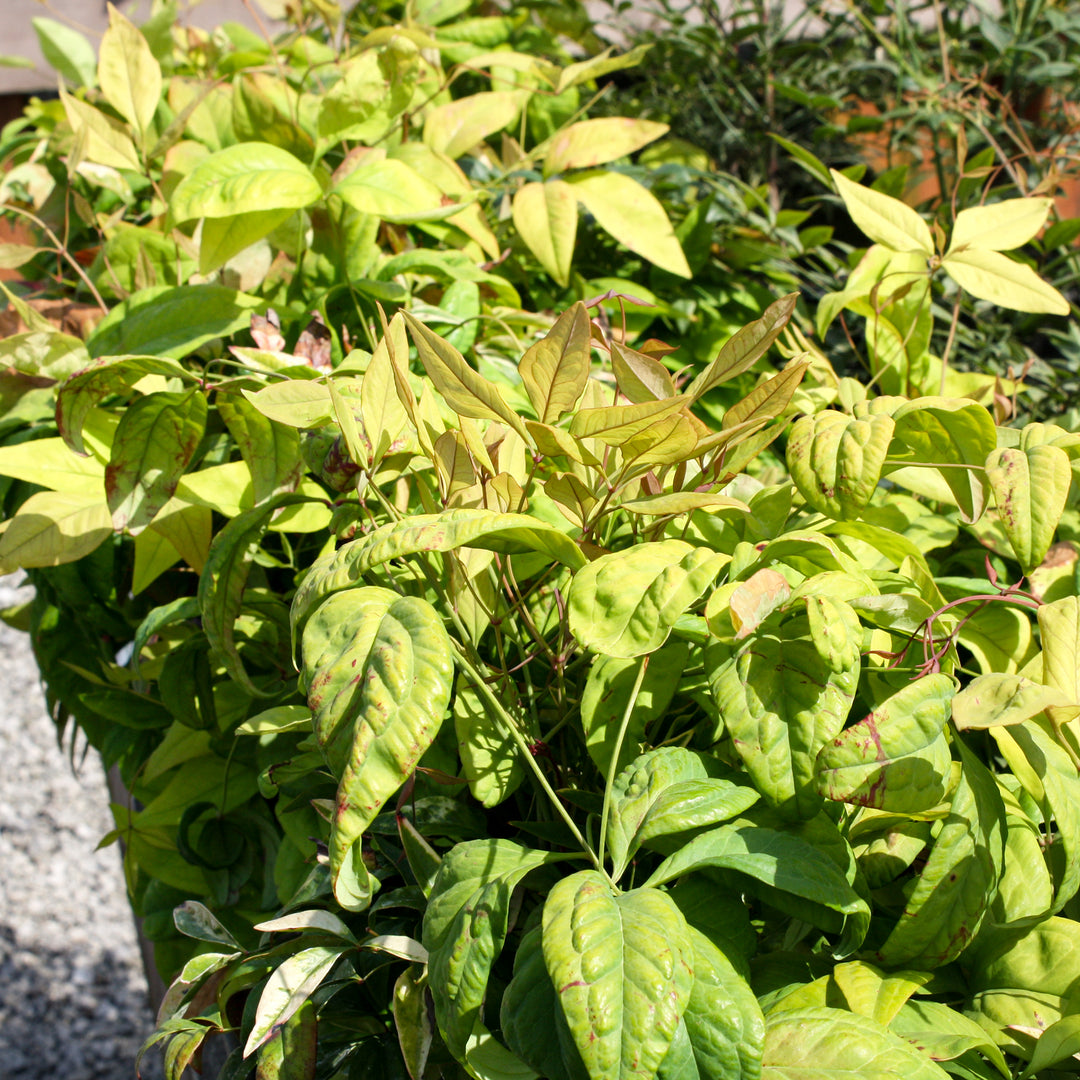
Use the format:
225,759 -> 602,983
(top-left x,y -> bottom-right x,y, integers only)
569,396 -> 685,445
242,381 -> 334,428
511,180 -> 577,287
334,158 -> 460,223
554,43 -> 652,94
518,303 -> 591,424
543,118 -> 667,177
98,3 -> 162,140
831,168 -> 933,255
942,247 -> 1069,315
60,89 -> 140,172
0,491 -> 112,572
569,171 -> 691,278
0,438 -> 104,493
423,91 -> 522,159
949,197 -> 1054,254
729,568 -> 791,638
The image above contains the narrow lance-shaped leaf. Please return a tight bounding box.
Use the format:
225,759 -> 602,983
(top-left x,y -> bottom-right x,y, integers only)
403,313 -> 530,440
685,293 -> 799,401
543,118 -> 667,177
543,873 -> 695,1080
519,302 -> 592,424
217,393 -> 303,505
97,4 -> 162,140
942,247 -> 1069,315
106,389 -> 207,533
949,197 -> 1054,254
0,491 -> 112,573
831,169 -> 933,254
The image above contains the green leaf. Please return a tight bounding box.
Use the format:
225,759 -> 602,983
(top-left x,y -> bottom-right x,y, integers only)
519,303 -> 591,424
569,171 -> 691,278
582,645 -> 689,780
199,209 -> 294,275
814,674 -> 954,813
569,396 -> 687,445
761,1007 -> 949,1080
334,159 -> 456,223
890,1000 -> 1010,1078
217,394 -> 303,505
684,294 -> 798,402
302,588 -> 454,910
512,180 -> 578,287
255,998 -> 318,1080
454,684 -> 530,808
0,437 -> 104,494
889,399 -> 997,524
709,601 -> 861,817
830,169 -> 933,254
942,247 -> 1069,315
87,286 -> 266,360
242,946 -> 349,1058
255,909 -> 356,941
829,962 -> 929,1027
170,143 -> 322,223
875,741 -> 1006,969
644,822 -> 870,956
403,313 -> 529,440
787,411 -> 895,520
292,509 -> 585,637
0,330 -> 90,382
502,926 -> 590,1080
569,540 -> 728,659
984,444 -> 1071,573
98,4 -> 162,139
32,17 -> 97,87
1038,596 -> 1080,706
423,91 -> 522,158
949,197 -> 1054,254
952,673 -> 1069,730
555,44 -> 652,94
543,118 -> 667,177
542,873 -> 694,1080
106,389 -> 207,533
60,88 -> 140,171
0,491 -> 111,573
394,966 -> 434,1080
1021,1014 -> 1080,1077
242,380 -> 334,429
235,705 -> 312,735
681,928 -> 765,1080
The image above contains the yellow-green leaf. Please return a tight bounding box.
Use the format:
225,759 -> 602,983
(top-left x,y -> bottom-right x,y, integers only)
569,171 -> 691,278
519,303 -> 591,424
543,118 -> 667,177
511,180 -> 577,287
0,491 -> 112,572
949,197 -> 1054,254
98,3 -> 162,140
423,91 -> 522,159
569,396 -> 685,445
942,247 -> 1069,315
831,168 -> 933,255
60,89 -> 140,172
334,158 -> 457,223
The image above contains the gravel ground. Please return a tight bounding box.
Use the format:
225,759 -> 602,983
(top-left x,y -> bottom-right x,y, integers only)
0,577 -> 164,1080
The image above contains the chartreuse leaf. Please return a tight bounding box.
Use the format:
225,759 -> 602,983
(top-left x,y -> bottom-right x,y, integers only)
814,673 -> 954,813
542,872 -> 694,1080
991,721 -> 1080,912
888,398 -> 997,523
518,302 -> 591,424
952,673 -> 1069,730
512,180 -> 578,286
106,389 -> 207,533
569,396 -> 686,445
569,540 -> 728,659
291,509 -> 585,639
243,946 -> 349,1058
302,588 -> 454,911
170,143 -> 322,223
217,394 -> 303,505
0,491 -> 112,573
984,444 -> 1071,573
831,169 -> 933,254
676,927 -> 765,1080
423,841 -> 564,1059
581,645 -> 689,779
60,88 -> 140,171
198,209 -> 294,275
786,410 -> 895,519
709,600 -> 861,817
949,197 -> 1054,254
829,962 -> 929,1027
942,247 -> 1069,315
361,312 -> 412,466
242,380 -> 334,429
543,118 -> 667,176
98,4 -> 161,141
761,1008 -> 949,1080
502,926 -> 590,1080
555,43 -> 652,94
334,158 -> 457,223
423,91 -> 522,158
645,821 -> 870,956
1038,595 -> 1080,708
890,999 -> 1010,1078
404,313 -> 529,440
875,741 -> 1006,969
1021,1014 -> 1080,1078
606,749 -> 711,881
569,171 -> 691,278
0,438 -> 104,494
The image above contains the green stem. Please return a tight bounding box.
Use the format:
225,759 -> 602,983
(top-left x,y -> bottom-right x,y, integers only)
453,643 -> 611,883
938,292 -> 963,396
597,655 -> 649,883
